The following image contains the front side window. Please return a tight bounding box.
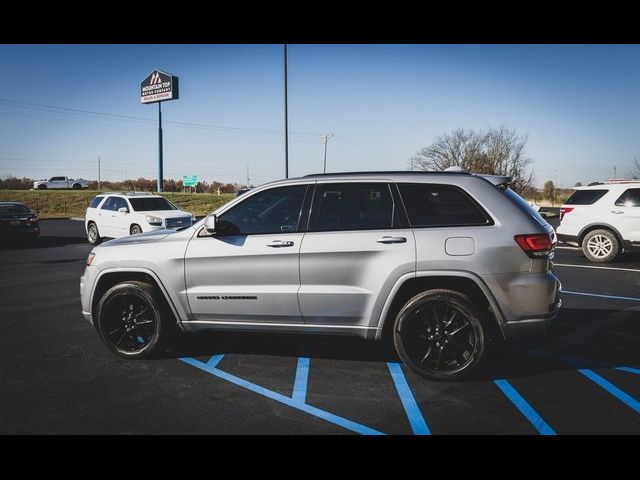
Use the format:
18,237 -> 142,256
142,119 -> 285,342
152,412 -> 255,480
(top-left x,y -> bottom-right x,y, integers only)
129,197 -> 177,211
310,183 -> 394,232
615,188 -> 640,207
50,177 -> 64,181
398,183 -> 490,227
89,196 -> 104,208
112,197 -> 128,211
100,197 -> 117,211
217,185 -> 307,235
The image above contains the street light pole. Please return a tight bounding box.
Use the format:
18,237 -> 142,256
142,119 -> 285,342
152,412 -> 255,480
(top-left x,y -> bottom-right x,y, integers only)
284,44 -> 289,179
321,133 -> 334,173
98,156 -> 101,191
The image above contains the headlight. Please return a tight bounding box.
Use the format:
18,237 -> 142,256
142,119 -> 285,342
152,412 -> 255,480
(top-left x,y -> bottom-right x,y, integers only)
86,253 -> 95,266
146,215 -> 162,226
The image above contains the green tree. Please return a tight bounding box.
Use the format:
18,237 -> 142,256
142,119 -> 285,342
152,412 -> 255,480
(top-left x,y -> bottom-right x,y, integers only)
543,180 -> 556,204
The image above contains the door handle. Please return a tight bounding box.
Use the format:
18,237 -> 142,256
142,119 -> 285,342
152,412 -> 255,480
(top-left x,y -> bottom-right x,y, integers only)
267,240 -> 294,247
611,210 -> 624,214
377,236 -> 407,244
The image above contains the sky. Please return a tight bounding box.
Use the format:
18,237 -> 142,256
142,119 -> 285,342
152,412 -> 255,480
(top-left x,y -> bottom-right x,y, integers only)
0,44 -> 638,187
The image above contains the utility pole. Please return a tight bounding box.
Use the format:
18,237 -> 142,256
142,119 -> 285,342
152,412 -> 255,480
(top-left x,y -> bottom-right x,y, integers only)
246,165 -> 250,187
613,165 -> 617,180
98,156 -> 101,191
158,102 -> 163,192
284,44 -> 289,179
320,133 -> 334,173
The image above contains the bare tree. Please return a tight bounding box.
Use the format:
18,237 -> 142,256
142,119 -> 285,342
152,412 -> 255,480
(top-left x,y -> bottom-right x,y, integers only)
629,156 -> 640,179
410,127 -> 533,193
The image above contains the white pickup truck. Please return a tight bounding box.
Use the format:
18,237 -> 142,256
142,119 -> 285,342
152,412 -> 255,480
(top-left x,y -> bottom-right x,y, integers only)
33,176 -> 89,190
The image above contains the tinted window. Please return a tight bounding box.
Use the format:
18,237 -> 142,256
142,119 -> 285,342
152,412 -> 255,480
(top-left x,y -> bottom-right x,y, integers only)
0,204 -> 28,214
112,198 -> 128,211
89,196 -> 104,208
311,183 -> 394,231
218,185 -> 307,235
615,188 -> 640,207
399,183 -> 489,227
565,189 -> 608,205
50,177 -> 65,181
129,197 -> 176,211
100,197 -> 117,211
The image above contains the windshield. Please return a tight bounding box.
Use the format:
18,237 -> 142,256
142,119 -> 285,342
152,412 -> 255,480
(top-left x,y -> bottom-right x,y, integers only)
128,197 -> 177,212
0,204 -> 28,214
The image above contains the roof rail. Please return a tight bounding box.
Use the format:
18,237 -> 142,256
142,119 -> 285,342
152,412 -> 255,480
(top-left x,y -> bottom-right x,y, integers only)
303,170 -> 472,178
98,191 -> 157,196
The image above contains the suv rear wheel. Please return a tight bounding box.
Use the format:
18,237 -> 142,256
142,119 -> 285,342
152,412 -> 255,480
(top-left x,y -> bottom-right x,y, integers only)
96,281 -> 174,359
393,289 -> 485,380
582,229 -> 619,263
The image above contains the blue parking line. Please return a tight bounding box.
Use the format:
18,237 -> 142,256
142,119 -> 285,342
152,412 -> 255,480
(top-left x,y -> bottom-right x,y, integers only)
387,363 -> 430,435
577,369 -> 640,414
292,357 -> 309,403
562,290 -> 640,302
615,366 -> 640,376
180,356 -> 384,435
494,379 -> 556,435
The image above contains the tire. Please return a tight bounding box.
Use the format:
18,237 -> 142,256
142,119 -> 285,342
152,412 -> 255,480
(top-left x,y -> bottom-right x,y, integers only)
87,222 -> 102,245
72,183 -> 82,190
393,289 -> 485,380
37,184 -> 47,190
582,229 -> 619,263
130,224 -> 143,235
96,281 -> 174,359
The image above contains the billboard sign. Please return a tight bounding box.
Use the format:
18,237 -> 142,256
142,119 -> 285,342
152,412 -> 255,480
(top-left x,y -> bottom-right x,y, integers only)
183,175 -> 198,187
140,69 -> 179,104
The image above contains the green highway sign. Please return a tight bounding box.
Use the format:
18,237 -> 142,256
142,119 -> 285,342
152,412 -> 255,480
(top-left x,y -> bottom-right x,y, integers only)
182,175 -> 198,187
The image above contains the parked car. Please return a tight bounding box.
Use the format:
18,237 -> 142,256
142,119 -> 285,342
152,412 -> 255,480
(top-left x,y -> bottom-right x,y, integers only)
556,181 -> 640,262
80,171 -> 560,380
33,176 -> 88,190
84,192 -> 195,245
0,202 -> 39,242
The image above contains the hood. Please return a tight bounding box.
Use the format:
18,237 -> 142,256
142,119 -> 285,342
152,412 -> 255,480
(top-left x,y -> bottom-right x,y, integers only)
100,228 -> 177,246
135,210 -> 192,218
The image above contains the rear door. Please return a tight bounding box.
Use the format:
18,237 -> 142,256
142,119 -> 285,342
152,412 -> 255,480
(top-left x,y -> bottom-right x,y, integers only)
611,188 -> 640,242
298,181 -> 415,328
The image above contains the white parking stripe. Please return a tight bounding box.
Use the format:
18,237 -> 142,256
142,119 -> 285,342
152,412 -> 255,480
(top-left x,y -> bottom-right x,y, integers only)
554,263 -> 640,273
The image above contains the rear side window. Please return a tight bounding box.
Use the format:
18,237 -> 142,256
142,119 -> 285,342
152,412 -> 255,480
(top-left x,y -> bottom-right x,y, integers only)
398,183 -> 490,227
565,189 -> 608,205
89,196 -> 104,208
615,188 -> 640,207
310,183 -> 395,231
503,188 -> 547,226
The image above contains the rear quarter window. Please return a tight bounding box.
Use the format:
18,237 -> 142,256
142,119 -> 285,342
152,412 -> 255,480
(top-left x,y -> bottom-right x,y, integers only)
615,188 -> 640,207
565,189 -> 608,205
89,196 -> 104,208
398,183 -> 491,227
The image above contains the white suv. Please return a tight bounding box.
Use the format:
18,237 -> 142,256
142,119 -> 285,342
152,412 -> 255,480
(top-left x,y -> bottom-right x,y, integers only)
557,181 -> 640,262
85,192 -> 195,245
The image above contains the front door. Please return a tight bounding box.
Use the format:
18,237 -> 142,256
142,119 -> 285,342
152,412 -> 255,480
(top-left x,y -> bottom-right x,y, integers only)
298,182 -> 415,327
185,184 -> 310,324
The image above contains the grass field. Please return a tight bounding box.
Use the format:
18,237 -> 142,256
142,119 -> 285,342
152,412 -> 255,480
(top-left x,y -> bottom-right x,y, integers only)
0,190 -> 235,219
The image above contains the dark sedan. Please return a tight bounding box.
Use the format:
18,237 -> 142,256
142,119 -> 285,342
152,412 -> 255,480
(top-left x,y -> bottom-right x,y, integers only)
0,202 -> 39,242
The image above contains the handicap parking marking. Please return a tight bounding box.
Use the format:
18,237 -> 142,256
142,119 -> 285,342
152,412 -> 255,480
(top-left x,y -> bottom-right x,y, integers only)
292,357 -> 309,403
493,379 -> 556,435
574,368 -> 640,415
562,290 -> 640,302
387,363 -> 430,435
554,263 -> 640,274
180,355 -> 384,435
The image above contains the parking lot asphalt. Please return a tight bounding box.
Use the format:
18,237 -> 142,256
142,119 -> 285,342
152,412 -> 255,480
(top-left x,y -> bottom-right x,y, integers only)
0,220 -> 638,434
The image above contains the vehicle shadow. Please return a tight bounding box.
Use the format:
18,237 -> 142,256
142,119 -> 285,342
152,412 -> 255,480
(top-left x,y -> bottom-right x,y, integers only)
165,306 -> 639,381
0,235 -> 88,250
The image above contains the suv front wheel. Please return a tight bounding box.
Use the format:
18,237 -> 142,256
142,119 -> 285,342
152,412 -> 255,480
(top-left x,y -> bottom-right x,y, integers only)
582,229 -> 619,263
393,289 -> 485,380
96,281 -> 173,359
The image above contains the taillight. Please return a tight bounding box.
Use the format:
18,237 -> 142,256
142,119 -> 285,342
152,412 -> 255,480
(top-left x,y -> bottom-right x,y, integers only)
26,214 -> 38,225
559,207 -> 574,221
514,233 -> 553,258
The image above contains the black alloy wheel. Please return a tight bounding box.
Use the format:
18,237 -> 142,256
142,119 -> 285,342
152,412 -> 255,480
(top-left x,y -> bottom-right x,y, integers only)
394,289 -> 485,380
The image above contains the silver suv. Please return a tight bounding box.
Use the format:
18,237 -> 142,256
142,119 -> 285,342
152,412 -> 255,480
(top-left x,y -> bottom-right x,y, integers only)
80,172 -> 561,380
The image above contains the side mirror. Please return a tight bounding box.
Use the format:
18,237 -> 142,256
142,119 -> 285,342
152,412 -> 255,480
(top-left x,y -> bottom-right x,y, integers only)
118,207 -> 129,213
204,214 -> 217,234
